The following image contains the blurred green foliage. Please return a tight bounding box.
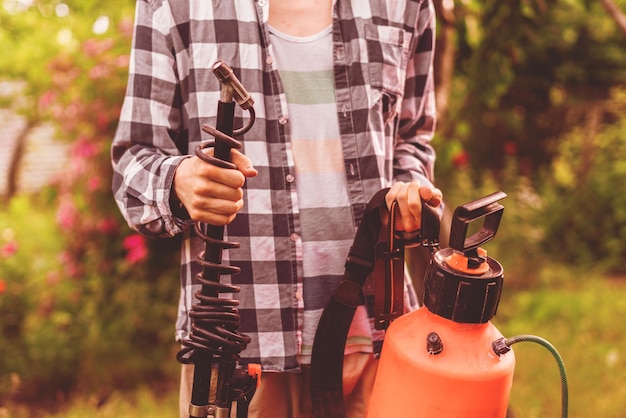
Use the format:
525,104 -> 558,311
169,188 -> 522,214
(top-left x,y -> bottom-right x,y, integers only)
0,195 -> 181,405
1,0 -> 181,407
444,0 -> 626,176
539,87 -> 626,272
0,2 -> 135,94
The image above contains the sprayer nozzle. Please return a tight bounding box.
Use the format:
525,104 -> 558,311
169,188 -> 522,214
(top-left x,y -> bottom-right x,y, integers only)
426,332 -> 444,355
212,60 -> 255,110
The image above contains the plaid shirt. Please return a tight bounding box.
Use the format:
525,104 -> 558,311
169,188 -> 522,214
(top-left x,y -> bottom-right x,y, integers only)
111,0 -> 437,372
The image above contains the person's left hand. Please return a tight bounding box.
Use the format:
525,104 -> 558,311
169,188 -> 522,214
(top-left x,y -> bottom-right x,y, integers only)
385,181 -> 443,232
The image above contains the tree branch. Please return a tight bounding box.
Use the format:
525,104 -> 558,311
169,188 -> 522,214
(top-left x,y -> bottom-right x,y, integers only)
600,0 -> 626,38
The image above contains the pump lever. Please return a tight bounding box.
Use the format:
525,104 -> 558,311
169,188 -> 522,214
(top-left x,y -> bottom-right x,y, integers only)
449,191 -> 507,255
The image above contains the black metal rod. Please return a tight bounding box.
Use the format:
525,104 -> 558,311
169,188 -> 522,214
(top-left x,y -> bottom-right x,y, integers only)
201,101 -> 236,286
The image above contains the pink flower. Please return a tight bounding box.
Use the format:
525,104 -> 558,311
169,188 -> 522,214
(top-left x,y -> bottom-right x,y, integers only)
1,241 -> 18,258
96,114 -> 110,130
58,251 -> 72,264
82,39 -> 100,57
39,90 -> 56,108
503,140 -> 518,156
115,54 -> 130,69
82,38 -> 115,58
118,18 -> 134,38
123,234 -> 148,264
451,150 -> 470,168
87,177 -> 101,192
56,199 -> 78,229
98,217 -> 119,234
88,64 -> 111,80
46,271 -> 61,286
57,252 -> 81,278
72,140 -> 98,159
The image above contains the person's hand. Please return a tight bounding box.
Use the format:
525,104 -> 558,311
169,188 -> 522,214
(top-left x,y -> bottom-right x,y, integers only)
385,181 -> 442,232
173,149 -> 257,225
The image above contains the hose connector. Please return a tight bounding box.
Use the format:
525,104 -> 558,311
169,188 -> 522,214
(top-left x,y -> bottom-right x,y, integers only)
492,337 -> 511,356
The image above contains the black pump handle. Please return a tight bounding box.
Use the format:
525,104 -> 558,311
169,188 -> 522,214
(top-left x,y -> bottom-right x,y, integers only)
449,191 -> 507,254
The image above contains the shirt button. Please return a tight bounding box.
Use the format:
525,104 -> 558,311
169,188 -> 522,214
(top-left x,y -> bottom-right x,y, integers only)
295,290 -> 303,300
266,55 -> 273,66
285,173 -> 295,183
258,0 -> 267,6
278,116 -> 288,125
290,233 -> 299,242
334,47 -> 344,60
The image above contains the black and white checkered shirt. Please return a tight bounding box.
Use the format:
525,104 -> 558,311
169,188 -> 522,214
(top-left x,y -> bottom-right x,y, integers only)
112,0 -> 437,372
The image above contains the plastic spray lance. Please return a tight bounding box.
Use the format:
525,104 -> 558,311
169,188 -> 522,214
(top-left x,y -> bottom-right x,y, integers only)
366,191 -> 569,418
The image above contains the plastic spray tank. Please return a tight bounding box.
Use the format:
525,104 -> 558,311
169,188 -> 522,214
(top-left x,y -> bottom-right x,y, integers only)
367,191 -> 515,418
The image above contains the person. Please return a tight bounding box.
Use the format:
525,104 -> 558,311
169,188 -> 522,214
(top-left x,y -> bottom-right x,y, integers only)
111,0 -> 441,417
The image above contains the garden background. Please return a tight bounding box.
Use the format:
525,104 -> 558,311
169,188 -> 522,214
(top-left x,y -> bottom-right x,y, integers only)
1,0 -> 625,417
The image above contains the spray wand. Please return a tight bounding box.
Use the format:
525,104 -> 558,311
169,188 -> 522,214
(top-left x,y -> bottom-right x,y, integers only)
176,61 -> 260,418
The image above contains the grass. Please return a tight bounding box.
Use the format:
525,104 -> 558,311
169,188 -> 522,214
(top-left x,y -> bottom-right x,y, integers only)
1,386 -> 179,418
496,266 -> 626,418
46,389 -> 179,418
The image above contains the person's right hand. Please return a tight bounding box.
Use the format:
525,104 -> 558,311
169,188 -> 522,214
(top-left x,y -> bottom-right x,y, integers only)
173,149 -> 257,225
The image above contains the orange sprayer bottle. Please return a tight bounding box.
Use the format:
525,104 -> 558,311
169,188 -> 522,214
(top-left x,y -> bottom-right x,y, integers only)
367,191 -> 515,418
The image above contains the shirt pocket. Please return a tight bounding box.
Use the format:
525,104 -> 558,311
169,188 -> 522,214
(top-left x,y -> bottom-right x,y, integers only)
364,24 -> 412,123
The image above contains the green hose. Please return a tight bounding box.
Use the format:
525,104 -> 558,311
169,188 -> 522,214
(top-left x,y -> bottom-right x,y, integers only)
504,335 -> 569,418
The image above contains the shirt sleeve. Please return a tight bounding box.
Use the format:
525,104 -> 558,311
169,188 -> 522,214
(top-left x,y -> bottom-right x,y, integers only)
394,0 -> 437,188
111,0 -> 191,238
